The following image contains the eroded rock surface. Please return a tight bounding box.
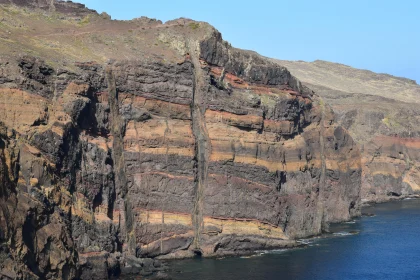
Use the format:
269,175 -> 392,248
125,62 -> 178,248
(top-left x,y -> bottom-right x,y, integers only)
277,60 -> 420,203
0,1 -> 361,279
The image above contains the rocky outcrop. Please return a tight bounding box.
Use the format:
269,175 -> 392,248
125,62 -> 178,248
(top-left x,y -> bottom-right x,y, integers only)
0,1 -> 361,279
0,0 -> 97,17
276,60 -> 420,203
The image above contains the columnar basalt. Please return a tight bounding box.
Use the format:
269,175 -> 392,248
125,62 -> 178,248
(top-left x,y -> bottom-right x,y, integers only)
0,1 -> 361,279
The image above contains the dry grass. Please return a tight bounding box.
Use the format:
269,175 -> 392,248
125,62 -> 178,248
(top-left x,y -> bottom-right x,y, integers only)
273,59 -> 420,146
0,3 -> 214,71
275,60 -> 420,104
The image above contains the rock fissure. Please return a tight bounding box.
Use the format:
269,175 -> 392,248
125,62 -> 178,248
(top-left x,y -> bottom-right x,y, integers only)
318,98 -> 327,231
188,40 -> 211,253
105,65 -> 134,255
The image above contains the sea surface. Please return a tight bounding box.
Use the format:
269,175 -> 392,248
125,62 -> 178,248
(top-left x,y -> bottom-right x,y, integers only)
167,199 -> 420,280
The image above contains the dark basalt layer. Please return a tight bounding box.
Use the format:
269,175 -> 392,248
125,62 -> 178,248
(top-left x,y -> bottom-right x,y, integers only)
276,60 -> 420,203
0,1 -> 361,279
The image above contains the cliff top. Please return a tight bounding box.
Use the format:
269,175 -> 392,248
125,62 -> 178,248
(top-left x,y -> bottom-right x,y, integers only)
274,59 -> 420,144
276,59 -> 420,104
0,0 -> 216,70
0,0 -> 308,98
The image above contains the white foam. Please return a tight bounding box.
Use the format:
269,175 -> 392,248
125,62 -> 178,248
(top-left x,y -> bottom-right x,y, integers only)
256,249 -> 289,255
333,231 -> 353,236
298,239 -> 313,245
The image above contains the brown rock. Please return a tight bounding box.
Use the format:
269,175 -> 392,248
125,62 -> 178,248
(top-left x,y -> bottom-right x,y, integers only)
277,59 -> 420,203
0,1 -> 362,279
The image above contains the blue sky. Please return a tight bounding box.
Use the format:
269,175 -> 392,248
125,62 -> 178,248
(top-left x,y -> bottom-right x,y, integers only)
78,0 -> 420,83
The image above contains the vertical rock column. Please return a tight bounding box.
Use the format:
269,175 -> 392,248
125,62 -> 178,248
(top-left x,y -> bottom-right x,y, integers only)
318,98 -> 327,230
105,66 -> 135,254
188,40 -> 211,253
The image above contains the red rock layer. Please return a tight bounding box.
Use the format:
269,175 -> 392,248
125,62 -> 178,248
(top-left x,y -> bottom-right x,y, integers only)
0,9 -> 362,279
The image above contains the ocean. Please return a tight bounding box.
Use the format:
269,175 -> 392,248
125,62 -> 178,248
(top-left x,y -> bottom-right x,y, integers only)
167,199 -> 420,280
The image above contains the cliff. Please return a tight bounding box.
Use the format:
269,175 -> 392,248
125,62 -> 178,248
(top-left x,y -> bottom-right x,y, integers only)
277,60 -> 420,203
0,1 -> 361,279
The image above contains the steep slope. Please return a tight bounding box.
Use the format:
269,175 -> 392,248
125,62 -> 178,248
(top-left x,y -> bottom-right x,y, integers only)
277,60 -> 420,203
0,1 -> 361,279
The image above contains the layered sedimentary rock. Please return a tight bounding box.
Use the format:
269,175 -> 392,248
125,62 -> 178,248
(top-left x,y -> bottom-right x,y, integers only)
0,1 -> 361,279
277,60 -> 420,203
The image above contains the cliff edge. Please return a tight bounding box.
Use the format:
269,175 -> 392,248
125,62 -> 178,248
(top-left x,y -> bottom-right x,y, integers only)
277,59 -> 420,203
0,1 -> 361,279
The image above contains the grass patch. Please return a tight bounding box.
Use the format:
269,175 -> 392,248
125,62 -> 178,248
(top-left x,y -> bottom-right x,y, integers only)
188,22 -> 200,30
1,5 -> 20,16
78,15 -> 91,26
260,94 -> 277,108
382,116 -> 402,128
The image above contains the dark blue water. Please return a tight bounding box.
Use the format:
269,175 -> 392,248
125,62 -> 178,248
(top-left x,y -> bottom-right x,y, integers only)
167,199 -> 420,280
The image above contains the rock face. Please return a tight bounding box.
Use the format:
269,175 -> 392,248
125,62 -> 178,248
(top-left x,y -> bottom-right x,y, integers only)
0,0 -> 96,16
0,1 -> 361,279
277,60 -> 420,203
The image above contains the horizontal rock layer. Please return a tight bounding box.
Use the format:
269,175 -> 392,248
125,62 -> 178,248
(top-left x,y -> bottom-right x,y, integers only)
0,2 -> 361,279
277,60 -> 420,203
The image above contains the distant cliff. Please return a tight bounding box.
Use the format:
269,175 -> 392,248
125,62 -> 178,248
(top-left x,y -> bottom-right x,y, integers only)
0,1 -> 361,279
277,59 -> 420,203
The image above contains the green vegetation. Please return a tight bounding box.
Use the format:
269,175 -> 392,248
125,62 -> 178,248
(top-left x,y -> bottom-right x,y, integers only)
382,115 -> 402,128
188,22 -> 200,30
260,94 -> 277,108
1,5 -> 20,16
78,15 -> 91,26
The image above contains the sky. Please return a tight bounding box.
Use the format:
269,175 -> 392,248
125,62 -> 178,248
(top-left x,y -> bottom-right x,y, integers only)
78,0 -> 420,83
